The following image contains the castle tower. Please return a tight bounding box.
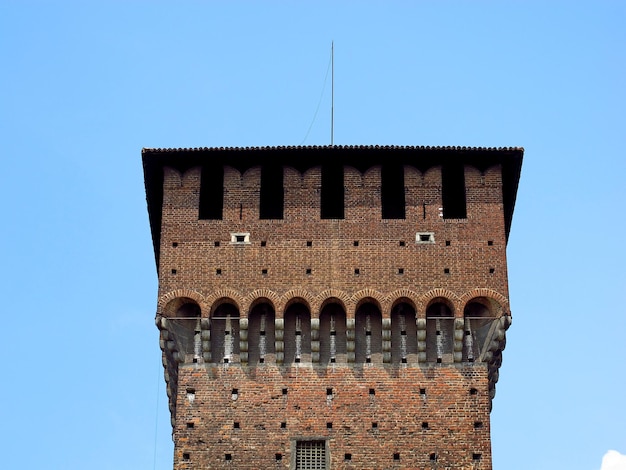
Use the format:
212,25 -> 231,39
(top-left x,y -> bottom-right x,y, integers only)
143,145 -> 522,469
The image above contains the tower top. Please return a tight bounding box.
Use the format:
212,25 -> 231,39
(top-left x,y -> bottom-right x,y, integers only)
143,144 -> 523,267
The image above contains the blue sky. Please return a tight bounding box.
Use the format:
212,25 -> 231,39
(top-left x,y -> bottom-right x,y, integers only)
1,1 -> 625,469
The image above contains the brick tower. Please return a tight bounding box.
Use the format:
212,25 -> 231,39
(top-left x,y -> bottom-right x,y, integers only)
143,145 -> 522,469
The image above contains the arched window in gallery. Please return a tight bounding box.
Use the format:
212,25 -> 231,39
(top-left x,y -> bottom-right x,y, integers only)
463,298 -> 496,362
284,302 -> 311,364
319,302 -> 347,364
355,301 -> 382,364
211,302 -> 240,364
391,302 -> 417,364
164,298 -> 201,362
426,299 -> 455,363
248,302 -> 276,364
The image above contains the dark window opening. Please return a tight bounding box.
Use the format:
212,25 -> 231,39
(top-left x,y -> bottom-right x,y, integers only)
422,422 -> 429,429
369,388 -> 375,395
354,268 -> 360,275
307,241 -> 313,247
306,268 -> 312,275
470,388 -> 478,395
442,164 -> 467,219
381,165 -> 405,219
186,422 -> 194,429
261,240 -> 267,247
172,242 -> 178,247
353,240 -> 359,246
260,165 -> 284,219
430,453 -> 437,461
282,388 -> 288,395
321,165 -> 344,219
233,422 -> 240,429
372,422 -> 378,428
326,422 -> 333,429
344,453 -> 352,461
182,453 -> 190,461
326,388 -> 333,396
399,240 -> 405,246
474,421 -> 483,429
225,454 -> 232,461
214,241 -> 220,247
281,421 -> 287,428
393,453 -> 400,461
445,240 -> 451,246
276,453 -> 282,461
199,164 -> 224,220
216,269 -> 222,275
488,240 -> 494,246
473,453 -> 482,461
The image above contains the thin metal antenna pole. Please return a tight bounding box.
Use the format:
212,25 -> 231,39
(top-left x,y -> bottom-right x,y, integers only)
331,41 -> 334,146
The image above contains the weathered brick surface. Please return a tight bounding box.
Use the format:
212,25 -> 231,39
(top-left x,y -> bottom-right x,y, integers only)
174,365 -> 491,470
143,147 -> 521,469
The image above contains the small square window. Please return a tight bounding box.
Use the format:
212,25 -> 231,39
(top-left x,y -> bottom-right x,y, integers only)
171,269 -> 177,274
399,240 -> 406,246
445,240 -> 451,246
214,241 -> 220,247
353,240 -> 359,247
276,453 -> 282,461
225,453 -> 232,461
394,453 -> 400,461
280,421 -> 287,428
262,269 -> 268,275
182,453 -> 190,461
260,240 -> 267,247
372,422 -> 378,429
306,241 -> 313,247
306,268 -> 312,275
397,268 -> 404,274
344,453 -> 352,461
233,422 -> 240,429
488,240 -> 494,246
444,268 -> 450,274
216,268 -> 222,275
172,242 -> 178,247
354,268 -> 360,275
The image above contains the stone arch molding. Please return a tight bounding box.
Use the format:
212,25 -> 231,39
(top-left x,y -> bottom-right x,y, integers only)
205,288 -> 244,315
158,289 -> 207,316
459,288 -> 510,315
418,288 -> 461,317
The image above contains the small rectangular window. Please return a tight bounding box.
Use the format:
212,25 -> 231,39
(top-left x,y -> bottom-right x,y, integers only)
416,232 -> 435,244
381,164 -> 405,219
199,164 -> 224,220
321,165 -> 344,219
442,164 -> 467,219
295,440 -> 327,470
230,233 -> 250,244
260,165 -> 284,219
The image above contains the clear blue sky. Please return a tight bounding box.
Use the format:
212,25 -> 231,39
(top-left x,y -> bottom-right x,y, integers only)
1,2 -> 625,469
